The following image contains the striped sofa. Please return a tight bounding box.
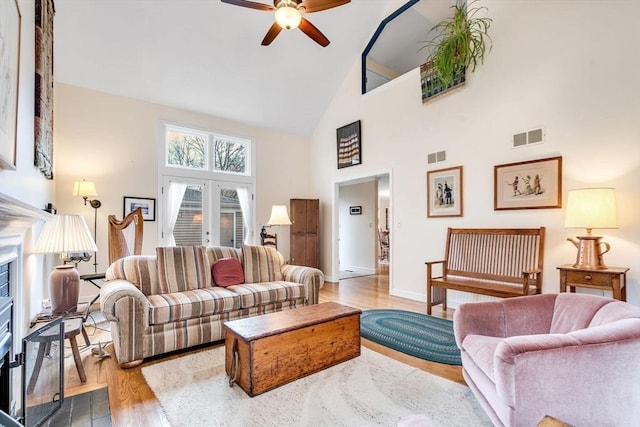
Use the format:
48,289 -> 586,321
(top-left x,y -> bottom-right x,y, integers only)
100,245 -> 324,367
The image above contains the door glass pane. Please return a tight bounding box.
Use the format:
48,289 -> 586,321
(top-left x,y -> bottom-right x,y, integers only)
220,188 -> 244,248
174,185 -> 203,246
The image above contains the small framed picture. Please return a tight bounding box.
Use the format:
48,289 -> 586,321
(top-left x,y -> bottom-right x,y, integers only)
427,166 -> 463,218
337,120 -> 362,169
123,197 -> 156,221
349,206 -> 362,215
494,156 -> 562,210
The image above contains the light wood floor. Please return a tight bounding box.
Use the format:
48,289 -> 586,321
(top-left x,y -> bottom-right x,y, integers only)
62,267 -> 463,427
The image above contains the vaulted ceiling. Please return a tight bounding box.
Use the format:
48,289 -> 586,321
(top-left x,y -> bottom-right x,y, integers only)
54,0 -> 394,137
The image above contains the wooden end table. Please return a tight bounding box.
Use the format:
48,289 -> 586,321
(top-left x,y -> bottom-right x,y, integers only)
557,264 -> 629,301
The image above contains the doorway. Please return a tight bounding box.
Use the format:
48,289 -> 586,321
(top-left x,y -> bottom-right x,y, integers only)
333,172 -> 391,284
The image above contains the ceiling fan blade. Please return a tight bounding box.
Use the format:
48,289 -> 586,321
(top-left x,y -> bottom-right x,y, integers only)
221,0 -> 275,12
298,18 -> 330,47
262,22 -> 283,45
299,0 -> 350,13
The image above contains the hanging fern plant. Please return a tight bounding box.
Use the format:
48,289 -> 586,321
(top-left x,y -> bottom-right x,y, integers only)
421,0 -> 492,88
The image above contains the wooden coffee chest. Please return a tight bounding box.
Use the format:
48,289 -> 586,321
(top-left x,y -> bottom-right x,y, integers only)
224,302 -> 361,396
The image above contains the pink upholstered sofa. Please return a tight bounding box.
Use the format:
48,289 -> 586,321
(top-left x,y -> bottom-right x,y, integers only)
454,293 -> 640,427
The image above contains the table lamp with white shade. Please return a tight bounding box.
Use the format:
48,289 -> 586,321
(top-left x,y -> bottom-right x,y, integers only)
34,214 -> 98,313
260,205 -> 292,247
564,187 -> 618,270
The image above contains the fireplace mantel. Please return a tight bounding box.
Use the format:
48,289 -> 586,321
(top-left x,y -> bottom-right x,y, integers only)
0,193 -> 52,236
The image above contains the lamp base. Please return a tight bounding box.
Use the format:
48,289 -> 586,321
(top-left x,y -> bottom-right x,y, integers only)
568,236 -> 611,270
50,264 -> 80,313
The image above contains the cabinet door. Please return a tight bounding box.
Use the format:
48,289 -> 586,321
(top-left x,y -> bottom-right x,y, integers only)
290,199 -> 319,268
290,199 -> 308,234
304,199 -> 319,233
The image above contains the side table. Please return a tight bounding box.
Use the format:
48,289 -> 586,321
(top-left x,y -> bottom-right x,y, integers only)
557,264 -> 629,301
27,318 -> 89,393
80,272 -> 106,307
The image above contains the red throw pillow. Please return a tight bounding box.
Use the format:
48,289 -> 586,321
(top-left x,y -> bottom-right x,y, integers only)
211,258 -> 245,287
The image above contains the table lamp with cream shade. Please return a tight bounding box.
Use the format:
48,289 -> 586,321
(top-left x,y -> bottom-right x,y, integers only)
260,205 -> 292,247
34,214 -> 98,313
564,187 -> 618,270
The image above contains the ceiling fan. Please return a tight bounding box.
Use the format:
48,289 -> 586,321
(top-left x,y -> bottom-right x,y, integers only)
220,0 -> 351,47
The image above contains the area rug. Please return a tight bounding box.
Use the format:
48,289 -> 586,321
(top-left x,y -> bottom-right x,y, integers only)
142,346 -> 490,427
360,309 -> 461,365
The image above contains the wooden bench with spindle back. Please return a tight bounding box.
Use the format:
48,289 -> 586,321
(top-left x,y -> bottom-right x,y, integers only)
425,227 -> 546,314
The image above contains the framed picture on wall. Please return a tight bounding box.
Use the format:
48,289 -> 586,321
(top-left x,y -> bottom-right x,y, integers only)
427,166 -> 463,217
349,206 -> 362,215
336,120 -> 361,169
494,156 -> 562,210
0,0 -> 21,171
123,197 -> 156,221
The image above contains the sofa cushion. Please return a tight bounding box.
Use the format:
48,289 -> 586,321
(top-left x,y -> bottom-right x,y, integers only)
227,281 -> 307,308
147,287 -> 241,324
550,293 -> 612,334
241,245 -> 284,283
156,246 -> 211,293
106,255 -> 159,295
212,258 -> 245,287
461,334 -> 503,382
206,246 -> 243,264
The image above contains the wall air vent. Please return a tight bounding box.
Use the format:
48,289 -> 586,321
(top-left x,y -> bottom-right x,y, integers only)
427,150 -> 446,164
513,127 -> 545,148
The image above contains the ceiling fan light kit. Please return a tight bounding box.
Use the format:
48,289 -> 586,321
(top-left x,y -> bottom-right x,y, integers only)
221,0 -> 351,47
275,2 -> 302,29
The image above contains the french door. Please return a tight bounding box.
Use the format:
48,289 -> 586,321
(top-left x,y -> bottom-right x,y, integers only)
161,176 -> 253,248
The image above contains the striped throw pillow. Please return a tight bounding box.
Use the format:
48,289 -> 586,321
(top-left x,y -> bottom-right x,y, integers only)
242,245 -> 284,283
156,246 -> 211,293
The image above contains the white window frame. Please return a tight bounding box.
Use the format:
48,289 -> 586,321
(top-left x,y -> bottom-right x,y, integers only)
158,121 -> 257,246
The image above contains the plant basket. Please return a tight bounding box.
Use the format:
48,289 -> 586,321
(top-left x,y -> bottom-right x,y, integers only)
420,61 -> 466,103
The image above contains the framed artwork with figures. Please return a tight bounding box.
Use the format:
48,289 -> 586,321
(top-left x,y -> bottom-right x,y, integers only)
427,166 -> 463,217
494,156 -> 562,210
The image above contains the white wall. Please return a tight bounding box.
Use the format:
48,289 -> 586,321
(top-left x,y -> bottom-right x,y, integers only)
54,84 -> 312,299
310,0 -> 640,305
0,0 -> 54,325
338,181 -> 377,273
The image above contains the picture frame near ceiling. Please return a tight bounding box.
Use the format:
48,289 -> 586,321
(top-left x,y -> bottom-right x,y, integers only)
494,156 -> 562,210
124,197 -> 156,221
336,120 -> 362,169
34,0 -> 55,179
0,0 -> 21,171
427,166 -> 463,218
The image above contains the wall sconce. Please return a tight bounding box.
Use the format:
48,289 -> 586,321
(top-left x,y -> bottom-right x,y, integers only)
260,205 -> 292,248
73,179 -> 102,272
73,179 -> 102,209
564,187 -> 618,269
34,215 -> 98,313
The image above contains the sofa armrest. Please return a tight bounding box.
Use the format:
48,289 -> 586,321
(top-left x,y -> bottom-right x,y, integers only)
99,279 -> 150,366
493,319 -> 640,421
281,264 -> 324,305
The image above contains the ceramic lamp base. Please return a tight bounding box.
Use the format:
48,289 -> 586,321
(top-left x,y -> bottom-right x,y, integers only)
50,264 -> 80,313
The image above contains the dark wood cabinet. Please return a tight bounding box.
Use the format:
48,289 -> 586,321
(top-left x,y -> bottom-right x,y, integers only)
290,199 -> 319,268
